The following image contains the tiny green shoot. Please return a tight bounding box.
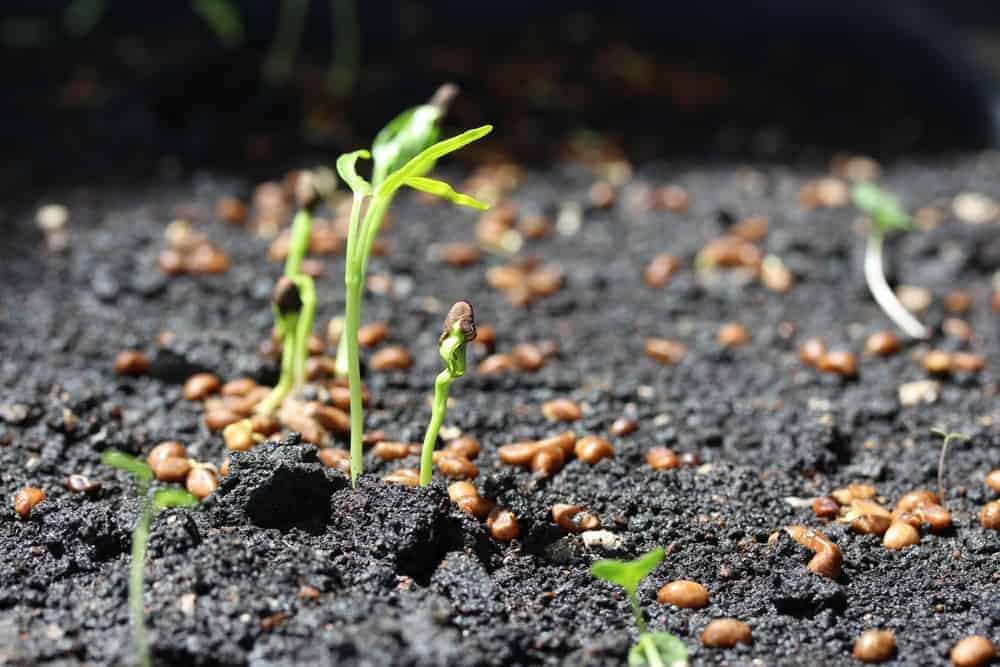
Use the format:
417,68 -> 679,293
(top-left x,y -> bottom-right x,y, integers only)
852,183 -> 928,339
419,301 -> 477,486
102,450 -> 198,667
335,89 -> 491,487
591,548 -> 689,667
931,427 -> 970,504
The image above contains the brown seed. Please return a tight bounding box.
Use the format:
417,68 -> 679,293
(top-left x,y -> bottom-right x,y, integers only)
446,436 -> 480,460
717,322 -> 750,348
643,253 -> 681,288
894,489 -> 939,514
215,196 -> 247,225
439,242 -> 481,268
148,441 -> 187,469
304,403 -> 350,434
370,346 -> 412,371
731,215 -> 769,242
447,481 -> 493,519
911,504 -> 952,532
986,469 -> 1000,494
853,630 -> 896,663
219,457 -> 231,477
701,619 -> 752,648
943,317 -> 973,341
817,350 -> 858,377
13,486 -> 45,518
154,457 -> 192,483
447,481 -> 478,502
358,322 -> 389,348
951,352 -> 985,373
865,331 -> 901,357
475,324 -> 496,349
847,499 -> 892,535
798,338 -> 827,367
950,636 -> 996,667
186,244 -> 229,274
486,508 -> 519,541
541,399 -> 581,422
922,350 -> 953,375
436,453 -> 479,479
204,408 -> 241,432
657,580 -> 709,609
221,378 -> 258,397
831,484 -> 876,505
531,446 -> 566,477
760,255 -> 793,293
317,448 -> 351,474
186,467 -> 218,499
157,249 -> 185,274
645,338 -> 688,366
66,474 -> 100,494
298,585 -> 321,602
784,525 -> 842,578
993,290 -> 1000,312
647,447 -> 679,470
699,235 -> 762,271
519,213 -> 552,239
478,354 -> 516,375
551,504 -> 600,533
981,501 -> 1000,530
527,267 -> 564,297
811,496 -> 840,520
944,290 -> 972,314
250,414 -> 281,437
610,417 -> 638,437
657,184 -> 690,212
223,420 -> 257,452
538,431 -> 578,456
279,407 -> 329,447
575,436 -> 614,464
183,373 -> 221,401
486,264 -> 526,291
883,521 -> 920,549
373,441 -> 413,461
498,442 -> 541,466
512,343 -> 545,372
588,181 -> 616,209
114,350 -> 149,377
384,468 -> 420,487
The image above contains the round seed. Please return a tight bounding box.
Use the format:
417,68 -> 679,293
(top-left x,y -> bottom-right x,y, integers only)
817,350 -> 857,377
358,322 -> 389,348
811,496 -> 840,520
223,420 -> 257,452
647,447 -> 679,470
215,196 -> 247,225
486,508 -> 519,541
512,343 -> 545,372
538,431 -> 577,456
784,525 -> 842,578
913,504 -> 952,532
498,442 -> 541,466
474,324 -> 496,349
154,456 -> 192,483
148,441 -> 187,469
204,408 -> 241,432
657,184 -> 689,212
304,403 -> 350,434
609,417 -> 638,437
551,504 -> 599,533
950,636 -> 996,667
439,242 -> 480,268
114,350 -> 150,377
717,322 -> 750,348
951,352 -> 985,373
760,255 -> 793,292
370,346 -> 413,371
643,253 -> 681,288
986,469 -> 1000,493
13,486 -> 45,518
865,331 -> 901,357
798,338 -> 827,367
250,414 -> 280,437
519,213 -> 552,239
317,448 -> 351,474
895,489 -> 939,513
883,521 -> 919,549
589,181 -> 616,209
657,580 -> 709,609
446,437 -> 480,460
373,441 -> 412,461
478,354 -> 516,375
541,399 -> 581,422
384,468 -> 420,486
183,372 -> 221,401
185,467 -> 218,499
853,630 -> 896,663
922,350 -> 952,375
531,446 -> 565,477
701,619 -> 751,648
221,377 -> 258,397
981,501 -> 1000,530
831,483 -> 876,505
645,338 -> 687,366
436,453 -> 479,479
943,290 -> 971,314
575,436 -> 614,464
448,481 -> 493,519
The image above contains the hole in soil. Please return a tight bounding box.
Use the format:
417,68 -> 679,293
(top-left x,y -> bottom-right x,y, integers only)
246,467 -> 338,534
396,516 -> 467,586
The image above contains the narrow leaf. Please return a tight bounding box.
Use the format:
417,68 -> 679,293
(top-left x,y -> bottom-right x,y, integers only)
591,547 -> 665,595
377,125 -> 493,200
404,176 -> 490,210
336,150 -> 372,196
101,449 -> 152,481
152,488 -> 199,510
371,105 -> 443,187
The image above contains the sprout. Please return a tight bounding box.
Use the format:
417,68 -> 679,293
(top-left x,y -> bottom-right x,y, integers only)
419,301 -> 477,486
102,450 -> 198,667
852,183 -> 928,339
335,88 -> 491,487
592,548 -> 689,667
931,427 -> 970,504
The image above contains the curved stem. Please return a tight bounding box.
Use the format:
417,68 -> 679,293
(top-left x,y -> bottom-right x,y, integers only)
130,482 -> 153,667
291,276 -> 316,390
638,633 -> 665,667
864,232 -> 928,339
257,314 -> 298,416
420,370 -> 453,486
284,209 -> 312,278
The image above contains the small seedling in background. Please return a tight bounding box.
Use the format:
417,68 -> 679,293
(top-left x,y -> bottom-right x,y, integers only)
591,547 -> 689,667
335,88 -> 491,487
326,0 -> 360,97
419,301 -> 477,486
932,427 -> 969,504
102,450 -> 198,667
852,183 -> 928,339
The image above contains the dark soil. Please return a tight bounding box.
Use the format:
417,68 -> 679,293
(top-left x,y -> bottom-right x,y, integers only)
1,152 -> 998,666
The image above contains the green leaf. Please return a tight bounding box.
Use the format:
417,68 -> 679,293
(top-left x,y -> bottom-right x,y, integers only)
371,105 -> 444,187
336,150 -> 372,196
404,176 -> 490,210
101,449 -> 152,482
152,488 -> 199,510
591,547 -> 665,596
628,633 -> 688,667
376,125 -> 493,200
852,183 -> 910,233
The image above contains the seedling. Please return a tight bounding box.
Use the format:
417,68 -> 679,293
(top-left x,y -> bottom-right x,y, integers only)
591,547 -> 689,667
419,301 -> 477,486
102,450 -> 198,667
932,427 -> 970,504
335,88 -> 492,487
852,183 -> 928,339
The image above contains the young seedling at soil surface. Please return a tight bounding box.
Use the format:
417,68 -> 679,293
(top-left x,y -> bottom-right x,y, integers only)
419,301 -> 477,486
591,548 -> 689,667
932,427 -> 969,504
102,450 -> 198,667
852,183 -> 928,339
335,89 -> 492,487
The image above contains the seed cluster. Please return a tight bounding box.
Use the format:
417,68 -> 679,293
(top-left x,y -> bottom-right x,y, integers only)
498,431 -> 614,477
157,220 -> 229,275
485,256 -> 564,306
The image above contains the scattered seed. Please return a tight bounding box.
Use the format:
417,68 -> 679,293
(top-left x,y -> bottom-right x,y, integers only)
943,290 -> 971,314
645,338 -> 688,366
551,504 -> 600,533
575,436 -> 614,464
531,446 -> 566,477
538,431 -> 577,456
609,417 -> 637,437
656,185 -> 690,212
952,192 -> 997,225
986,470 -> 1000,494
498,442 -> 541,466
657,580 -> 709,609
114,350 -> 150,377
519,213 -> 553,239
317,448 -> 350,474
279,404 -> 329,447
950,636 -> 996,667
66,474 -> 100,494
215,196 -> 247,225
204,408 -> 241,432
223,420 -> 257,452
513,343 -> 545,372
13,486 -> 45,518
588,181 -> 616,209
831,484 -> 876,505
154,456 -> 192,483
847,499 -> 892,535
475,324 -> 497,349
853,629 -> 896,663
731,215 -> 769,242
895,489 -> 940,514
811,496 -> 840,520
943,318 -> 973,342
817,350 -> 857,377
478,354 -> 516,375
304,403 -> 350,434
370,346 -> 412,371
384,468 -> 420,486
643,253 -> 681,288
358,322 -> 389,348
717,322 -> 750,348
951,352 -> 985,373
783,525 -> 842,578
865,331 -> 901,357
698,235 -> 761,271
183,373 -> 221,401
486,508 -> 519,541
250,414 -> 280,437
542,399 -> 582,422
148,441 -> 187,468
185,467 -> 218,499
898,379 -> 940,407
446,436 -> 480,460
447,481 -> 493,519
373,441 -> 413,461
701,618 -> 752,648
981,501 -> 1000,530
435,452 -> 479,479
647,447 -> 679,470
798,338 -> 827,367
883,521 -> 920,549
760,255 -> 793,292
222,378 -> 258,397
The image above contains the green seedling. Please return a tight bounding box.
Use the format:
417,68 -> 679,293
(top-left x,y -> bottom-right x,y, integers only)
335,89 -> 491,487
932,427 -> 970,504
263,0 -> 309,84
326,0 -> 360,97
852,183 -> 928,339
419,301 -> 477,486
102,450 -> 198,667
592,547 -> 688,667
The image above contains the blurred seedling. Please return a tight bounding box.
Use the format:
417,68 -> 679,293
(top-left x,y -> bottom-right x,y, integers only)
932,427 -> 970,504
591,547 -> 689,667
852,183 -> 928,339
102,450 -> 198,667
419,301 -> 477,486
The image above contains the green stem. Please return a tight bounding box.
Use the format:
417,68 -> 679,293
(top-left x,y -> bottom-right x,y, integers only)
629,592 -> 648,635
284,209 -> 312,278
257,313 -> 298,415
130,480 -> 153,667
345,272 -> 364,487
264,0 -> 308,84
291,276 -> 316,390
638,633 -> 665,667
420,370 -> 453,486
326,0 -> 360,97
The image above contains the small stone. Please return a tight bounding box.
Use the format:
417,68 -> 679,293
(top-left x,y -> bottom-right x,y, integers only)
898,379 -> 939,406
952,193 -> 997,225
